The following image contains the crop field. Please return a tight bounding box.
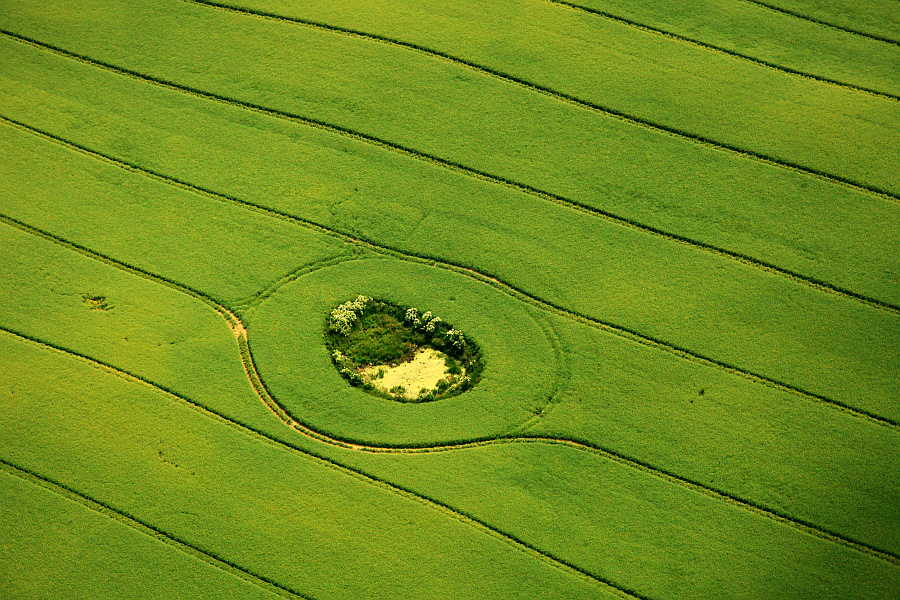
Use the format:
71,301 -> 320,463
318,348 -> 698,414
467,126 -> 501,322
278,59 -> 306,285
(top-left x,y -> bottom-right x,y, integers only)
0,0 -> 898,597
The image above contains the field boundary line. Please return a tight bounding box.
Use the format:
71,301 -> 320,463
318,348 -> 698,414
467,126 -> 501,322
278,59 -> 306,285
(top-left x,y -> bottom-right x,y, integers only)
4,33 -> 898,319
2,200 -> 897,565
0,458 -> 314,599
547,0 -> 899,101
366,436 -> 900,568
238,286 -> 900,568
239,325 -> 900,568
230,254 -> 363,314
2,116 -> 898,431
2,203 -> 897,567
182,0 -> 900,200
0,327 -> 647,600
508,308 -> 572,430
3,322 -> 898,570
3,33 -> 899,318
4,63 -> 900,316
738,0 -> 900,47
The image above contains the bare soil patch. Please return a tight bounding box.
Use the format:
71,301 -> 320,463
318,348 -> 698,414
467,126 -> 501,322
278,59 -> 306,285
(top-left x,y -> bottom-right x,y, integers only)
362,347 -> 457,399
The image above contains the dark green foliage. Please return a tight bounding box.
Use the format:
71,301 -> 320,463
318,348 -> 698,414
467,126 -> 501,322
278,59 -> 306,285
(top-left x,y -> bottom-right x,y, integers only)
333,307 -> 423,365
3,0 -> 898,597
82,293 -> 112,311
445,356 -> 462,375
324,297 -> 484,401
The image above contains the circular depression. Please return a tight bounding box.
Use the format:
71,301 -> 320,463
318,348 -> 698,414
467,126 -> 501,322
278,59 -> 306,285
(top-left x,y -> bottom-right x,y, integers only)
247,258 -> 558,446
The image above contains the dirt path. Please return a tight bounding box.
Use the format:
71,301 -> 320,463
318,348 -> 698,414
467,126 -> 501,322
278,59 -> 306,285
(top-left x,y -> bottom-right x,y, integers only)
223,313 -> 899,568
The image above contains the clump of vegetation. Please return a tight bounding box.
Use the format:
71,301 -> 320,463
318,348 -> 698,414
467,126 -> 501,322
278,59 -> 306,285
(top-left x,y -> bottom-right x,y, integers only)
82,293 -> 112,311
324,296 -> 484,402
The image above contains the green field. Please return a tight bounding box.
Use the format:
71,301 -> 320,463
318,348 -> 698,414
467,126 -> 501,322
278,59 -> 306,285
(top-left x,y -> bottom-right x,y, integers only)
1,0 -> 898,597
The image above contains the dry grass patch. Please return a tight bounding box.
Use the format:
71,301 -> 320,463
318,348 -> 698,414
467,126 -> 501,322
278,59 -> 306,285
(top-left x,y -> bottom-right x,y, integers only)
363,347 -> 459,399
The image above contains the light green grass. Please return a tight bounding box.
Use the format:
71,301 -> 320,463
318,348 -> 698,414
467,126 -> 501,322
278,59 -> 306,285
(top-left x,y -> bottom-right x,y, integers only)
527,312 -> 900,554
1,36 -> 897,420
6,219 -> 896,559
0,469 -> 282,600
1,0 -> 897,195
549,0 -> 900,95
0,222 -> 278,432
1,0 -> 898,597
305,441 -> 900,600
3,34 -> 899,311
0,333 -> 614,600
0,122 -> 351,306
746,0 -> 900,41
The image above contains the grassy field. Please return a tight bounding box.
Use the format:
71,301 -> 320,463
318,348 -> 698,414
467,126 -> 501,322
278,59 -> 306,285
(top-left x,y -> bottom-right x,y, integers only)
736,0 -> 900,43
0,469 -> 283,600
1,0 -> 898,597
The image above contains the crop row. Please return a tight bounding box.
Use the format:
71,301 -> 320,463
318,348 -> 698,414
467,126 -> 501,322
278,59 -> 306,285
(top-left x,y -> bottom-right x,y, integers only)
7,324 -> 898,598
4,29 -> 897,316
548,0 -> 898,100
4,30 -> 897,311
4,110 -> 896,426
0,327 -> 634,598
0,457 -> 309,599
176,0 -> 900,199
740,0 -> 900,45
2,217 -> 897,565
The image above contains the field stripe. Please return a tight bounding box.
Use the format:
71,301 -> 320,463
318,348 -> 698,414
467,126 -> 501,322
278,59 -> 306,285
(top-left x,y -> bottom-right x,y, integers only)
3,32 -> 896,319
2,115 -> 897,432
3,32 -> 899,319
241,326 -> 900,568
181,0 -> 900,200
3,315 -> 899,571
738,0 -> 900,47
2,46 -> 898,320
2,208 -> 899,569
0,328 -> 647,600
547,0 -> 899,101
229,254 -> 364,311
0,459 -> 312,599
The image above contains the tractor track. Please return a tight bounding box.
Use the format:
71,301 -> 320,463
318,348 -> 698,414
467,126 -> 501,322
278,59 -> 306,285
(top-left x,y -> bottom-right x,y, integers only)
2,114 -> 897,431
547,0 -> 899,101
180,0 -> 900,198
738,0 -> 900,47
0,459 -> 315,599
0,216 -> 897,570
2,6 -> 898,594
3,32 -> 899,319
0,327 -> 648,600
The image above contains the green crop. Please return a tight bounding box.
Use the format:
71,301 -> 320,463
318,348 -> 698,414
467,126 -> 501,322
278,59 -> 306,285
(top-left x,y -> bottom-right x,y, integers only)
0,0 -> 897,597
0,333 -> 613,600
0,468 -> 283,600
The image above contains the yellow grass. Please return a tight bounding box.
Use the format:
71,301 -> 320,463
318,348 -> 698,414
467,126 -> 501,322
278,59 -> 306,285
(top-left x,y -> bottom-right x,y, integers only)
363,347 -> 452,398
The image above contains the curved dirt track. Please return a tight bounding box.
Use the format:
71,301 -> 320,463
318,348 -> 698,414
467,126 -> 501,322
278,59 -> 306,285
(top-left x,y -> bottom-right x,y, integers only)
1,194 -> 899,569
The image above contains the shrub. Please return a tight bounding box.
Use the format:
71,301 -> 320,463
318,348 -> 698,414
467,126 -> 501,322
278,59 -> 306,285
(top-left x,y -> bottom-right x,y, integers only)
445,356 -> 462,375
329,295 -> 371,335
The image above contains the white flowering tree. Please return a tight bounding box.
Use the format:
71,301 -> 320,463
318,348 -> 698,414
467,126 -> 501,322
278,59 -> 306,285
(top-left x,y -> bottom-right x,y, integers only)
446,329 -> 465,349
329,295 -> 371,335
